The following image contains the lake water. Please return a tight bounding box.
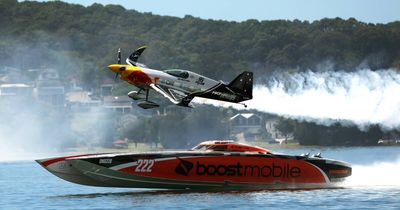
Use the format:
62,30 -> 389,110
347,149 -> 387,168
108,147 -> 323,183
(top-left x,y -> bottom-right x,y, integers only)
1,146 -> 400,210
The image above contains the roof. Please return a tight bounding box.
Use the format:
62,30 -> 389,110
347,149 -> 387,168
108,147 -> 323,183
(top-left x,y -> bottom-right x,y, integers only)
230,113 -> 260,120
103,95 -> 132,108
0,84 -> 30,88
103,95 -> 131,103
66,91 -> 91,103
113,139 -> 128,144
36,86 -> 65,95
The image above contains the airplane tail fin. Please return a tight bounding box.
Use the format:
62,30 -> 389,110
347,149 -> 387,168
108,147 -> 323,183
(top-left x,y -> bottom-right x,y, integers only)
228,71 -> 253,101
126,45 -> 147,66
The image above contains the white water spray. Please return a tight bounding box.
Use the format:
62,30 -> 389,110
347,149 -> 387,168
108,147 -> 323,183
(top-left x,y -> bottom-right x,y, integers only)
196,69 -> 400,129
344,157 -> 400,188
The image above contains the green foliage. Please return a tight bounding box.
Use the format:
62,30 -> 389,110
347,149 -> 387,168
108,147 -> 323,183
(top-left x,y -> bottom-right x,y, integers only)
275,118 -> 295,143
293,121 -> 383,146
137,106 -> 230,149
1,1 -> 400,88
1,1 -> 398,147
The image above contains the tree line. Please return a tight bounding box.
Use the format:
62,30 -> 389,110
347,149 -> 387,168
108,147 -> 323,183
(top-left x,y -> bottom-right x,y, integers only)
1,0 -> 400,84
1,0 -> 399,146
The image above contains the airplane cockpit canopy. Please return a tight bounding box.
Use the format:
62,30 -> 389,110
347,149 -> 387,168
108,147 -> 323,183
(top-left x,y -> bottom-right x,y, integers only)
164,69 -> 189,79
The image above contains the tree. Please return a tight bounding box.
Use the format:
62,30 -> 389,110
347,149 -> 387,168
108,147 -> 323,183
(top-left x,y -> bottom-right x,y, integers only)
275,118 -> 295,144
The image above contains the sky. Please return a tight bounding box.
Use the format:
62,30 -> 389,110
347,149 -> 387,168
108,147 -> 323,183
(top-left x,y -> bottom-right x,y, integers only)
41,0 -> 400,23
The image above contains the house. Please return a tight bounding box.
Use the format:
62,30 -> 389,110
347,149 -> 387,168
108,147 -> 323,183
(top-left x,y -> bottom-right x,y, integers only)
66,91 -> 101,112
0,83 -> 32,98
103,95 -> 132,113
34,69 -> 65,108
101,84 -> 113,97
229,113 -> 263,141
0,67 -> 30,84
35,86 -> 65,107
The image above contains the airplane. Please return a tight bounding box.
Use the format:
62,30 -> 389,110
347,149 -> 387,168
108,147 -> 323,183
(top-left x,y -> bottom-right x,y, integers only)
107,46 -> 253,109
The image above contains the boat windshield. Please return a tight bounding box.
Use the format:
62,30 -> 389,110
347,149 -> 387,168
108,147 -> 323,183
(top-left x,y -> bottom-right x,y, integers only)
191,145 -> 206,151
164,69 -> 189,79
191,141 -> 270,153
191,145 -> 228,151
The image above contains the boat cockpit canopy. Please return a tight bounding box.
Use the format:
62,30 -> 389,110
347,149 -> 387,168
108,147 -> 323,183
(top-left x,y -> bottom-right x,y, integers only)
191,140 -> 270,153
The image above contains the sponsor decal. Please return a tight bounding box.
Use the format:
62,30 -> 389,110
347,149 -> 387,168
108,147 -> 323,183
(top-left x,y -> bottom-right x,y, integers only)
135,159 -> 155,172
99,159 -> 112,164
126,71 -> 152,84
175,160 -> 301,178
175,158 -> 194,176
211,91 -> 237,101
195,77 -> 205,85
58,162 -> 66,169
196,162 -> 301,178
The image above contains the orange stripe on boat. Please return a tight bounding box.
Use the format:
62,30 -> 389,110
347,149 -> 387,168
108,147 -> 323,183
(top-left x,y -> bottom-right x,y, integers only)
329,169 -> 349,174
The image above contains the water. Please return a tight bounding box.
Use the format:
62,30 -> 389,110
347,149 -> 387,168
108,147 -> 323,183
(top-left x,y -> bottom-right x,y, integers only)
1,146 -> 400,210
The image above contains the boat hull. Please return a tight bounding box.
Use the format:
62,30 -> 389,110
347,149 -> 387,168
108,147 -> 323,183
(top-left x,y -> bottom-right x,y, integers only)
36,152 -> 351,190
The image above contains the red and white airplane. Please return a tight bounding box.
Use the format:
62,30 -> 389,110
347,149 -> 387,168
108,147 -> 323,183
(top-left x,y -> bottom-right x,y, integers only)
108,46 -> 253,109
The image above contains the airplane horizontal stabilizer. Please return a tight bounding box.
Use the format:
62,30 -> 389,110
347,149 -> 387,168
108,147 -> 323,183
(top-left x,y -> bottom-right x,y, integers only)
177,95 -> 195,108
190,71 -> 253,104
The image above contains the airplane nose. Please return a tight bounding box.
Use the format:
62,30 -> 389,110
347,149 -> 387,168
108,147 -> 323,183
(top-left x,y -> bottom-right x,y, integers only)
108,64 -> 121,73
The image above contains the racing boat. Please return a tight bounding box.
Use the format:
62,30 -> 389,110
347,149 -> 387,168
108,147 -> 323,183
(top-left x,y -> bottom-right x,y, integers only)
36,140 -> 351,190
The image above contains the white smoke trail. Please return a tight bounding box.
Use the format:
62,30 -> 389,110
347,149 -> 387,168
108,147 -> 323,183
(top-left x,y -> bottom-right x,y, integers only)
195,69 -> 400,129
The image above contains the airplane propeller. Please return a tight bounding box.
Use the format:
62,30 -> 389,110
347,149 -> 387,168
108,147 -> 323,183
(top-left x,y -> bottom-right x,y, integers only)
114,48 -> 121,81
117,48 -> 121,64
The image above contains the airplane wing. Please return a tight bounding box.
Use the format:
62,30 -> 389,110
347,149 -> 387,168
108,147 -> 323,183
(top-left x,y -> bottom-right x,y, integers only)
149,84 -> 194,107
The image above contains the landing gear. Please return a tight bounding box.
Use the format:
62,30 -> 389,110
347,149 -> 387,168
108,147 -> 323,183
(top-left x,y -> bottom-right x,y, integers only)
136,89 -> 160,109
137,101 -> 160,109
128,89 -> 143,100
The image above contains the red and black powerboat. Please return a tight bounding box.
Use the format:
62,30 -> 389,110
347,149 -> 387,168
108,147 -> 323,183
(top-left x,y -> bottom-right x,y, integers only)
36,140 -> 351,190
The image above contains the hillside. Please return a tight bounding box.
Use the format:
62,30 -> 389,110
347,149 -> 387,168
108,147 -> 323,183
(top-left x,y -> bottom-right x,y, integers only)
1,0 -> 400,147
1,0 -> 400,88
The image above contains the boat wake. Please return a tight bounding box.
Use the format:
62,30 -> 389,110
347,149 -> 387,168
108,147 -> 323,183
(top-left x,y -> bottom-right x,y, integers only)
343,157 -> 400,188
